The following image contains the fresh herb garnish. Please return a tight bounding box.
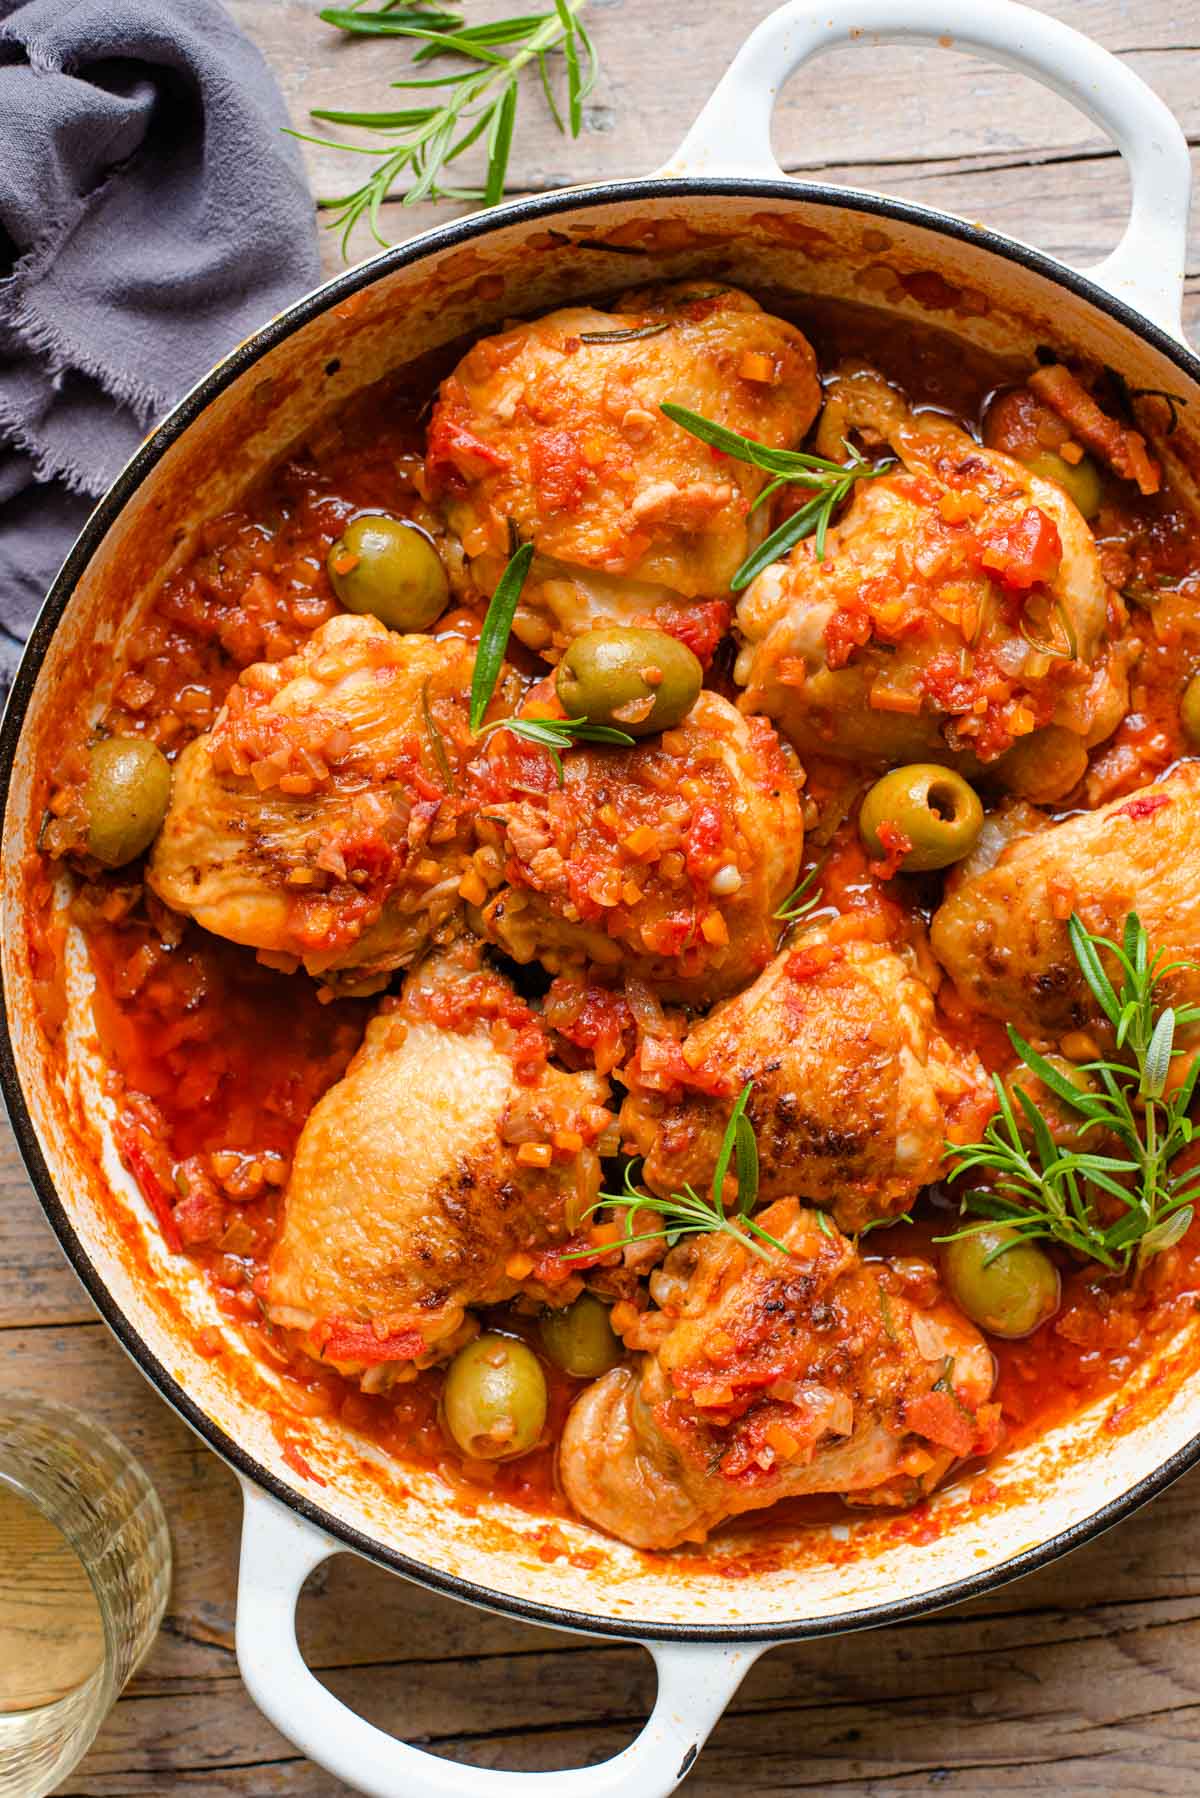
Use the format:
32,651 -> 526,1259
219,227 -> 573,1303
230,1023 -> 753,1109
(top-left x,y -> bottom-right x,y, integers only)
1019,597 -> 1079,662
565,1083 -> 790,1264
658,402 -> 893,586
420,677 -> 455,790
302,0 -> 598,257
469,540 -> 534,731
578,322 -> 672,344
940,912 -> 1200,1270
478,714 -> 634,782
774,861 -> 824,923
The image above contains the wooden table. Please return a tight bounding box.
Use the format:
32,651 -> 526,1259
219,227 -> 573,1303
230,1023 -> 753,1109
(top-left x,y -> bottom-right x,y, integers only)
4,0 -> 1196,1789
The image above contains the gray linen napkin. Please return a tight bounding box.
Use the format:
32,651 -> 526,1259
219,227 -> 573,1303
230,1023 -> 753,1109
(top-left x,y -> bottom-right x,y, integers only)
0,0 -> 321,684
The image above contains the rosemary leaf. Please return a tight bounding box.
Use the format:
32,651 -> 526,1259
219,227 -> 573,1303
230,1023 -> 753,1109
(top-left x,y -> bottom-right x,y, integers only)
578,323 -> 672,344
659,402 -> 891,585
483,77 -> 518,207
470,541 -> 533,731
311,0 -> 598,254
319,7 -> 465,36
477,713 -> 635,784
563,1082 -> 790,1265
773,861 -> 823,923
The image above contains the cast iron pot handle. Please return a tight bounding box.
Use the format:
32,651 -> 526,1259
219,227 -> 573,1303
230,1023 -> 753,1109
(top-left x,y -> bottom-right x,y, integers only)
236,1482 -> 766,1798
666,0 -> 1192,342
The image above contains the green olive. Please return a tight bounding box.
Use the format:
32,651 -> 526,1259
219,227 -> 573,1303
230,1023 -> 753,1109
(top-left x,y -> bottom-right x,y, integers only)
539,1294 -> 622,1378
1022,449 -> 1103,520
858,764 -> 983,873
1181,673 -> 1200,749
327,514 -> 448,632
943,1226 -> 1061,1340
441,1332 -> 547,1461
84,736 -> 171,867
555,627 -> 702,737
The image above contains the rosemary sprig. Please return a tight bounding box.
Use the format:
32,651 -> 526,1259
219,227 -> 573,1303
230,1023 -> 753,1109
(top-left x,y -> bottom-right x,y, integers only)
658,402 -> 893,586
941,912 -> 1200,1270
469,540 -> 534,730
565,1084 -> 790,1265
1019,597 -> 1079,662
773,861 -> 823,923
303,0 -> 597,256
478,714 -> 634,782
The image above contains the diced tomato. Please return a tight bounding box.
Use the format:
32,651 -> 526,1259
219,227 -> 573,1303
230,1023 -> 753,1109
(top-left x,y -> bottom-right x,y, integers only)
425,391 -> 510,488
655,600 -> 730,667
684,802 -> 723,881
116,1131 -> 183,1253
977,505 -> 1062,591
173,1181 -> 226,1247
1115,793 -> 1170,822
315,1320 -> 426,1366
904,1388 -> 978,1458
867,819 -> 913,882
530,430 -> 589,513
824,599 -> 873,669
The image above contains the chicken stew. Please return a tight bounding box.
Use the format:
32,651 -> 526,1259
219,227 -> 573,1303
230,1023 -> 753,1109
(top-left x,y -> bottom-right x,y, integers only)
32,282 -> 1200,1554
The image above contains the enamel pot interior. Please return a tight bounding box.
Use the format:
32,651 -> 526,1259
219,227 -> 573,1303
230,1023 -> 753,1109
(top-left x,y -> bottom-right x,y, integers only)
5,181 -> 1200,1641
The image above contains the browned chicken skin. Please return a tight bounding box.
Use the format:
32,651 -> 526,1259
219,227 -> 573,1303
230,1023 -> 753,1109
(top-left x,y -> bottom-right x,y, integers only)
558,1200 -> 997,1549
149,614 -> 478,990
267,945 -> 611,1378
930,764 -> 1200,1042
621,928 -> 991,1233
735,368 -> 1130,800
472,691 -> 804,1003
426,282 -> 820,653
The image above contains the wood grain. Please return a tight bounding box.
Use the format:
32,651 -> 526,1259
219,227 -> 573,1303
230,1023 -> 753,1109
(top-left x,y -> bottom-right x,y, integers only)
0,0 -> 1190,1791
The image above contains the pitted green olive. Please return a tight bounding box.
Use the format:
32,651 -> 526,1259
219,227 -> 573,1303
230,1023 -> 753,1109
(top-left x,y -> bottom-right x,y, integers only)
943,1226 -> 1061,1339
441,1333 -> 547,1460
539,1294 -> 622,1378
555,627 -> 702,737
858,764 -> 983,873
84,736 -> 171,867
1180,673 -> 1200,749
1022,448 -> 1103,520
327,514 -> 448,632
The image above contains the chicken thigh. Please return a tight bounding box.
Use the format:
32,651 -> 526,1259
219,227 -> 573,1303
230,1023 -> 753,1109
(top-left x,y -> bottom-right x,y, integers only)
426,282 -> 820,655
470,691 -> 804,1002
930,762 -> 1200,1042
267,944 -> 612,1379
735,368 -> 1131,799
621,926 -> 991,1233
558,1199 -> 998,1549
149,613 -> 478,990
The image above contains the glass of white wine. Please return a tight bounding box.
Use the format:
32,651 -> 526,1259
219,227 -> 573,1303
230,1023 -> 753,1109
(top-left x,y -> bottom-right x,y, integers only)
0,1393 -> 171,1797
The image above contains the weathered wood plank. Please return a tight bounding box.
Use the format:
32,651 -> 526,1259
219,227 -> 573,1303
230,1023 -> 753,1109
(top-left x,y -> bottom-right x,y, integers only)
225,0 -> 1200,294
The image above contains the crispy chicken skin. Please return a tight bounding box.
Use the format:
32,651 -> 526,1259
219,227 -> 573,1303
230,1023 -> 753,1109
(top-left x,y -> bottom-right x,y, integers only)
621,928 -> 991,1233
149,614 -> 477,989
558,1200 -> 997,1549
930,763 -> 1200,1042
471,691 -> 804,1002
426,283 -> 820,653
267,946 -> 610,1377
735,368 -> 1130,799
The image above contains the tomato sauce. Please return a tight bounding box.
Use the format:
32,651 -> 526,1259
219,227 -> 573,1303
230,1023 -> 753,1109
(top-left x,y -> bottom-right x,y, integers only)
30,291 -> 1200,1546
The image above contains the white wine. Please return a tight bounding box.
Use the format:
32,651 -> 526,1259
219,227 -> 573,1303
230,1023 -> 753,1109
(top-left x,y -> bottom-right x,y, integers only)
0,1480 -> 106,1727
0,1399 -> 170,1797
